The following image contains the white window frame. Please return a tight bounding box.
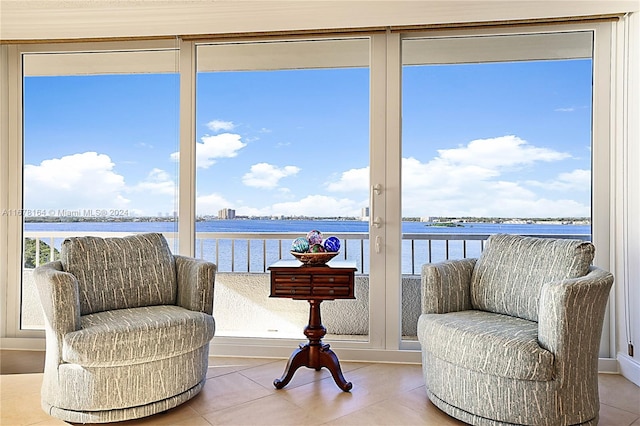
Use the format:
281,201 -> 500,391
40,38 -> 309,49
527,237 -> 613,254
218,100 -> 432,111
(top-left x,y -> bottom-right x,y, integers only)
1,40 -> 180,343
389,22 -> 615,356
0,20 -> 619,364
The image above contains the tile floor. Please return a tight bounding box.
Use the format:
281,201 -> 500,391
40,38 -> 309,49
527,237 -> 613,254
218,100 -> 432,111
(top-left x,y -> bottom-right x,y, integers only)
1,350 -> 639,425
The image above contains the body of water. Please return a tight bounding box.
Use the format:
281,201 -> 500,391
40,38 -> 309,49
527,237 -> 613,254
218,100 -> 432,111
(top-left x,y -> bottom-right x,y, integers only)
24,219 -> 591,274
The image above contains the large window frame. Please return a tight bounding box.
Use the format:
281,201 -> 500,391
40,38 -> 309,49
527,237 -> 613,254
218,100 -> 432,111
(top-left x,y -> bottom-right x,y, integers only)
2,39 -> 181,342
392,23 -> 614,353
0,20 -> 617,363
192,36 -> 378,345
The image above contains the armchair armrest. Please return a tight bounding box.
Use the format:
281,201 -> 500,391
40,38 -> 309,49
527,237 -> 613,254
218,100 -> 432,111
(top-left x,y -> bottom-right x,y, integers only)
421,258 -> 476,314
538,266 -> 613,382
175,255 -> 216,314
33,261 -> 81,358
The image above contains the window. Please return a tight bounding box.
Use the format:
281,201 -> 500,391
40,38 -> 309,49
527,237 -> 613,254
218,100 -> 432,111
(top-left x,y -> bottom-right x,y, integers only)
399,30 -> 597,344
194,38 -> 372,340
4,22 -> 615,360
20,45 -> 179,329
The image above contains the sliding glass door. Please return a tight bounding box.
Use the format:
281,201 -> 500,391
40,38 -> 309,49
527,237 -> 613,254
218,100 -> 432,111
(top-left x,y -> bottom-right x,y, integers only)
6,24 -> 613,359
400,31 -> 596,345
194,38 -> 375,343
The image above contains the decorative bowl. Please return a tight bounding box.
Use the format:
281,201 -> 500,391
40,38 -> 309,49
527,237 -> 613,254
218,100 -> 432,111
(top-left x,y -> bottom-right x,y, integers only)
290,251 -> 339,265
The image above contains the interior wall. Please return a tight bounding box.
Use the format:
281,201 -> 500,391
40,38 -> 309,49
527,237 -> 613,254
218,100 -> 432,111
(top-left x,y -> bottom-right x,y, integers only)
616,10 -> 640,385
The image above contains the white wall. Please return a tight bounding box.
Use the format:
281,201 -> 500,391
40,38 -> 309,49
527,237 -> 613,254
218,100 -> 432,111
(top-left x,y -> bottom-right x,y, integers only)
616,10 -> 640,385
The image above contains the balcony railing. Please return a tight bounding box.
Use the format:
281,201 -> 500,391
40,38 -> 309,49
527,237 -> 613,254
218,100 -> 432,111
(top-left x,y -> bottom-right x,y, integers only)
20,230 -> 592,333
23,231 -> 591,274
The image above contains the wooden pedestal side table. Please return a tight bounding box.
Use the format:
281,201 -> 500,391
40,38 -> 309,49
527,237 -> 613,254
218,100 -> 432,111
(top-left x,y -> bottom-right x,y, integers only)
268,259 -> 357,392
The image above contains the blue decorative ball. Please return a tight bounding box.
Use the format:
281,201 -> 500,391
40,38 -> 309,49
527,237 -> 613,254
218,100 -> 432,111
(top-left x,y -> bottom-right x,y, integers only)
291,237 -> 310,253
323,236 -> 340,252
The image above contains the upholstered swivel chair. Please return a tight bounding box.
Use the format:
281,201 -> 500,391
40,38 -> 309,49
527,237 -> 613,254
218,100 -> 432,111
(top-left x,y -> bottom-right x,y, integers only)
34,233 -> 216,423
418,234 -> 613,426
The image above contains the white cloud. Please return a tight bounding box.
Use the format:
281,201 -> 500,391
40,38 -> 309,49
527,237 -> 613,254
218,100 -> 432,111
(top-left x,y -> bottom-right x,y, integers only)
129,168 -> 176,196
24,152 -> 130,211
558,169 -> 590,188
226,195 -> 362,218
526,169 -> 591,192
23,135 -> 588,220
24,153 -> 181,216
400,136 -> 588,218
307,135 -> 587,218
438,135 -> 571,169
326,167 -> 369,192
207,120 -> 235,132
171,133 -> 247,169
554,106 -> 587,113
196,192 -> 232,216
269,195 -> 361,217
242,163 -> 300,189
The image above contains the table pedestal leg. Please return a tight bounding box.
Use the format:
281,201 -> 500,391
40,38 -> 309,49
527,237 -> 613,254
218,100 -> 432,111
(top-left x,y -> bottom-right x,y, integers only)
273,299 -> 352,392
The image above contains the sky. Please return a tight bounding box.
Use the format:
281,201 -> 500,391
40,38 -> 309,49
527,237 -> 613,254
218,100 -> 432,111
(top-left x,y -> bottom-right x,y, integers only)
22,55 -> 592,220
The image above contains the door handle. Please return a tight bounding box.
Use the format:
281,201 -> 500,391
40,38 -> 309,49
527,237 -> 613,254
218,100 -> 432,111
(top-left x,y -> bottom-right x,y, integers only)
370,184 -> 383,229
375,236 -> 382,253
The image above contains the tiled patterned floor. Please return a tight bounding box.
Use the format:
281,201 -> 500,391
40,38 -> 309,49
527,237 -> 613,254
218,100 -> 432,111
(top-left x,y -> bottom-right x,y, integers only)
1,350 -> 639,425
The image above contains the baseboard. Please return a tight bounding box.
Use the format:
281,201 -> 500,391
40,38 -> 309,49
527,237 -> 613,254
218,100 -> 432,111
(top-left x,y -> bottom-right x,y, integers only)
1,337 -> 635,376
0,337 -> 45,350
210,342 -> 422,364
598,357 -> 619,373
617,352 -> 640,386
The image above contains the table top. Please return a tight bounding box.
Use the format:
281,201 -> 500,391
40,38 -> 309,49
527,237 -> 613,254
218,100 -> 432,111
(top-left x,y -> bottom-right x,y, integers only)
268,259 -> 357,271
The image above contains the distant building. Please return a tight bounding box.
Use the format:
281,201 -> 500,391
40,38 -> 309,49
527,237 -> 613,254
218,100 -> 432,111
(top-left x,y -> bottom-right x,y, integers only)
218,208 -> 236,219
361,207 -> 369,221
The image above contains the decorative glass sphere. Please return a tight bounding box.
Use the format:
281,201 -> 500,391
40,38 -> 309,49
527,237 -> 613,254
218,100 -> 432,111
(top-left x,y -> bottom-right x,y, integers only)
306,229 -> 323,245
323,236 -> 340,252
309,243 -> 325,253
291,237 -> 310,253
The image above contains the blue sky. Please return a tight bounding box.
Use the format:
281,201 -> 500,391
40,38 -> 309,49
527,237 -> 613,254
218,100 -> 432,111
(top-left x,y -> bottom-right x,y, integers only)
23,58 -> 592,219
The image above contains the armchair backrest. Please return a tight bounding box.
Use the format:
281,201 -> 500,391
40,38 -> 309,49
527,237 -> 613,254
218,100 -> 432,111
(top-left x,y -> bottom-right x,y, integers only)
470,234 -> 594,322
60,233 -> 177,315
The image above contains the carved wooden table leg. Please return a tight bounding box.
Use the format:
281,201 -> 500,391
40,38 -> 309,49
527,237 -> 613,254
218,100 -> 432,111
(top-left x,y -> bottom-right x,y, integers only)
274,299 -> 352,392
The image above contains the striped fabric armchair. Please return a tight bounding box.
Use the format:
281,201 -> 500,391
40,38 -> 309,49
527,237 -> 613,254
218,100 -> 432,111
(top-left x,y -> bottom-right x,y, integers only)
418,234 -> 613,426
34,233 -> 216,423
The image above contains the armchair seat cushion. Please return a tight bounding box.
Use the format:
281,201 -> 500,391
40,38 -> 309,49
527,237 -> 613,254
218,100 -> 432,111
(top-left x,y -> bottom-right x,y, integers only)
63,305 -> 215,367
419,310 -> 554,382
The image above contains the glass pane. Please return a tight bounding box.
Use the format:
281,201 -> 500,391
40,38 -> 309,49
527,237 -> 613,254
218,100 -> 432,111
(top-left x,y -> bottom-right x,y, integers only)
195,39 -> 370,340
21,50 -> 179,330
401,33 -> 593,341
